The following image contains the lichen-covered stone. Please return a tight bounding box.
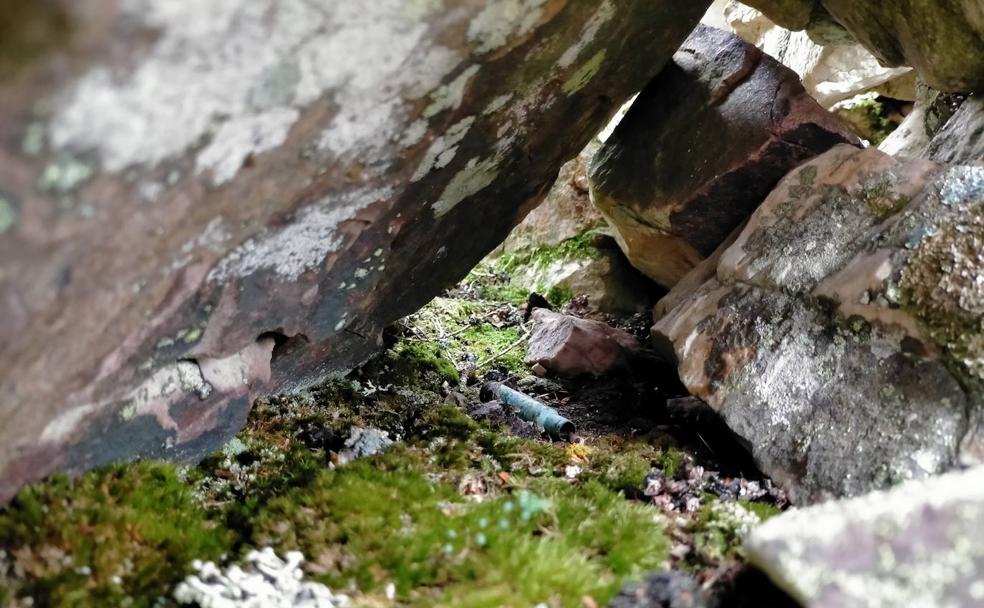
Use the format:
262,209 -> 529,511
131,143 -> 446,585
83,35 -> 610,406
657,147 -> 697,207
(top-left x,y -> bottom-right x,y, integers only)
653,145 -> 984,503
746,465 -> 984,608
744,0 -> 984,93
0,0 -> 712,502
589,25 -> 857,288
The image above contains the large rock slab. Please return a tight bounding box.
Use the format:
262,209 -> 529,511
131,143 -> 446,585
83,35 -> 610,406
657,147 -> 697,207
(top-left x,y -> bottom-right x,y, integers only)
743,0 -> 984,93
721,3 -> 914,108
0,0 -> 711,502
746,465 -> 984,608
589,25 -> 857,288
654,144 -> 984,503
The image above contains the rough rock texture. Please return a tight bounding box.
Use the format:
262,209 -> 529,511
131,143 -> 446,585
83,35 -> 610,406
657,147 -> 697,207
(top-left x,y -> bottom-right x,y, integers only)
879,88 -> 968,159
722,2 -> 914,108
743,0 -> 984,92
925,98 -> 984,164
608,572 -> 709,608
589,25 -> 858,287
497,141 -> 604,255
654,144 -> 984,503
510,237 -> 656,315
746,465 -> 984,608
525,309 -> 641,377
0,0 -> 712,502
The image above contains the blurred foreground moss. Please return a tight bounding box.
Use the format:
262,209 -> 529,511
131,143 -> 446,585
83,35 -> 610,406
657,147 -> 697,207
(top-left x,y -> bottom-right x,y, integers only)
0,462 -> 231,607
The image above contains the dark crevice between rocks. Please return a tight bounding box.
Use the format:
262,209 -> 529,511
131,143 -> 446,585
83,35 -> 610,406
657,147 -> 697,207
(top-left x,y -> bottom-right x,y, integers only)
258,329 -> 310,364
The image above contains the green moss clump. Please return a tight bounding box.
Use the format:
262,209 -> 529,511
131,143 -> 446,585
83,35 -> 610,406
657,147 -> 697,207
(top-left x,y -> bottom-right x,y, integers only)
545,284 -> 574,308
394,343 -> 460,386
0,462 -> 232,607
737,500 -> 782,522
691,501 -> 762,563
834,95 -> 902,146
460,325 -> 526,373
477,282 -> 530,305
252,458 -> 668,607
495,231 -> 603,276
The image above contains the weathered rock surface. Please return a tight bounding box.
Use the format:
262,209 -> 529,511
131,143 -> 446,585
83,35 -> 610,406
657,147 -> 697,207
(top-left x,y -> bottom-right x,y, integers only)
509,236 -> 656,315
743,0 -> 984,93
879,88 -> 968,159
608,572 -> 709,608
493,141 -> 654,315
722,2 -> 914,108
589,25 -> 857,287
654,144 -> 984,503
746,465 -> 984,608
525,309 -> 641,377
0,0 -> 712,502
497,141 -> 604,255
925,97 -> 984,164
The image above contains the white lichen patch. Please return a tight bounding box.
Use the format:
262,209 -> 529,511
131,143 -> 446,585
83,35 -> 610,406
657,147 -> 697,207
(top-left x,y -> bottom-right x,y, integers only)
49,0 -> 468,185
467,0 -> 547,54
562,49 -> 608,95
174,548 -> 351,608
424,65 -> 481,118
483,93 -> 514,116
557,0 -> 614,68
208,187 -> 393,282
0,196 -> 17,235
37,158 -> 94,193
412,116 -> 476,181
431,155 -> 501,218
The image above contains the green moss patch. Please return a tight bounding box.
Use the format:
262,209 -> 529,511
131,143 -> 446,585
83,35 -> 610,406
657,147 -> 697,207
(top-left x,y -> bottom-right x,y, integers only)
253,457 -> 668,607
0,462 -> 232,607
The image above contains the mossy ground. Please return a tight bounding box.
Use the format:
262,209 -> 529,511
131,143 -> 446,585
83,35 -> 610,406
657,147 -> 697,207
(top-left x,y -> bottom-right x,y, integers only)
0,253 -> 780,607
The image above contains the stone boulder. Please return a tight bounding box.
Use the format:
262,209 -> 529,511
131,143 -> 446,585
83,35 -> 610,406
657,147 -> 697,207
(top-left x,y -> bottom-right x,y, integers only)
743,0 -> 984,93
0,0 -> 712,502
925,98 -> 984,164
496,141 -> 604,255
721,2 -> 914,108
879,88 -> 968,160
493,141 -> 654,315
746,465 -> 984,608
505,234 -> 657,315
653,144 -> 984,503
525,309 -> 641,378
589,25 -> 857,288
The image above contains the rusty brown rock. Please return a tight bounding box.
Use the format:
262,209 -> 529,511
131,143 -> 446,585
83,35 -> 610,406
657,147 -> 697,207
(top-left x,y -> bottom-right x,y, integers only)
654,144 -> 984,503
524,309 -> 641,378
0,0 -> 712,501
589,25 -> 858,288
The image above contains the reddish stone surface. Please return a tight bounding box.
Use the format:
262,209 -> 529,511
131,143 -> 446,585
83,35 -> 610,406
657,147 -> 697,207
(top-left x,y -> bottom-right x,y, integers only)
524,309 -> 641,378
589,25 -> 858,288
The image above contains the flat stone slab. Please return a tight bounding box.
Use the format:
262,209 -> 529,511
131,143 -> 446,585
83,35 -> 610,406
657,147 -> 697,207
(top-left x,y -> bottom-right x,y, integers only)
746,465 -> 984,608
